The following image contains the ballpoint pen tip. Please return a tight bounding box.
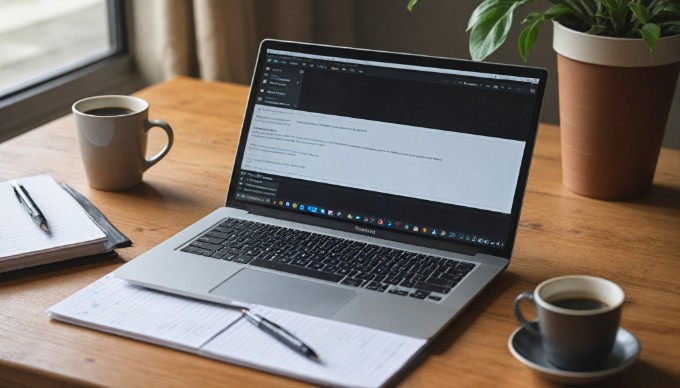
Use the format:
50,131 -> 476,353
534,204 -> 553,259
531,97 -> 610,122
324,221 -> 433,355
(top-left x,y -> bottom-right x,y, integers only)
40,223 -> 49,231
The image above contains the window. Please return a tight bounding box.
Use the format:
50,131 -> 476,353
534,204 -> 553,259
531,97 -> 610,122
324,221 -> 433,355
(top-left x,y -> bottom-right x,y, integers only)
0,0 -> 139,142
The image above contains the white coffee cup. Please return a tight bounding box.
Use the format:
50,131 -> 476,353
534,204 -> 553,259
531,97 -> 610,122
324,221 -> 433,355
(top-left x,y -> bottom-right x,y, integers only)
73,95 -> 173,191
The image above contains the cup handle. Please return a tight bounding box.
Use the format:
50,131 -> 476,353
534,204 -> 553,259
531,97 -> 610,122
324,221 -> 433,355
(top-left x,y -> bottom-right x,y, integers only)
142,119 -> 174,172
513,291 -> 540,336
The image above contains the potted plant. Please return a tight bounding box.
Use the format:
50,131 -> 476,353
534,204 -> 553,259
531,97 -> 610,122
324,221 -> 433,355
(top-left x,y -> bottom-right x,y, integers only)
408,0 -> 680,200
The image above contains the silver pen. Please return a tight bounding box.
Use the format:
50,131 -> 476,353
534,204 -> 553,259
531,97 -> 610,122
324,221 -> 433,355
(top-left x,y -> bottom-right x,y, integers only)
11,180 -> 49,232
242,309 -> 320,362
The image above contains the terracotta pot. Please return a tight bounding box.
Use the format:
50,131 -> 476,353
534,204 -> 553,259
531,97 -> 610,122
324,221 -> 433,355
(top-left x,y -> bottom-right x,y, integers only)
553,22 -> 680,200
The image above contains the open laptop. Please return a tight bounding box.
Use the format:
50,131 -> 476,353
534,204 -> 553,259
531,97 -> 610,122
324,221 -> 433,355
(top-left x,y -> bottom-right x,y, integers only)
115,40 -> 547,339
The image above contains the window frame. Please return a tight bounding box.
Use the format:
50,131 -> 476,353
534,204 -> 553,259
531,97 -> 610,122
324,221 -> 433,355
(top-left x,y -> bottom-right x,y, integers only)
0,0 -> 142,143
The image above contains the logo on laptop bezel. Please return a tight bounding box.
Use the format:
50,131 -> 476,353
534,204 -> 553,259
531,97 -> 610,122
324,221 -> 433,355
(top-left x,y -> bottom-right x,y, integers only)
354,226 -> 376,235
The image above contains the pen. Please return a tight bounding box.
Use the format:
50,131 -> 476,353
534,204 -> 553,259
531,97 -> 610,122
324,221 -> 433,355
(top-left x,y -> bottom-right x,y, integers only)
11,180 -> 49,232
242,309 -> 320,362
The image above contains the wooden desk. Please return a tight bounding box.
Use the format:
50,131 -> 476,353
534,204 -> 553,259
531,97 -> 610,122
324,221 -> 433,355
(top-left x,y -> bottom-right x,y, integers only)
1,77 -> 679,387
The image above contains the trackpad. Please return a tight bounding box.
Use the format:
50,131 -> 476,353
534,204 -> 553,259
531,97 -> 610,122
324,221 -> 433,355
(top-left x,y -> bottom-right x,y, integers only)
210,269 -> 356,317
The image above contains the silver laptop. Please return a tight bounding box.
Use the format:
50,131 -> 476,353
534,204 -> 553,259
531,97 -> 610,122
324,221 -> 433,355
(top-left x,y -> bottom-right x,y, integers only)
115,40 -> 547,339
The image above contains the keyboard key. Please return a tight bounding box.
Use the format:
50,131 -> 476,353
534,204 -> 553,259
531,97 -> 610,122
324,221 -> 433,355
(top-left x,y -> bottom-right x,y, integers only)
190,241 -> 222,251
415,281 -> 452,294
211,251 -> 226,259
233,254 -> 255,264
199,236 -> 225,245
207,231 -> 229,239
365,281 -> 382,291
425,276 -> 458,288
221,253 -> 237,261
440,272 -> 464,282
400,279 -> 416,288
388,289 -> 408,296
341,278 -> 365,287
409,290 -> 429,299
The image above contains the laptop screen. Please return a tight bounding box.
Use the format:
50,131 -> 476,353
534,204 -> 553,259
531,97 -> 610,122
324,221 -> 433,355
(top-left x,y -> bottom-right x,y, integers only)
228,40 -> 547,259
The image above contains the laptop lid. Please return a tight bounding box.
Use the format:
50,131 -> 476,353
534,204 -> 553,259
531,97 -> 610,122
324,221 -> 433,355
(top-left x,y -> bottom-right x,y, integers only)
226,40 -> 547,260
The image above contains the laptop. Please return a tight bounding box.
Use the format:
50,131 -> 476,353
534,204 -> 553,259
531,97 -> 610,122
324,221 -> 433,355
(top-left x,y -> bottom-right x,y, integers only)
115,39 -> 547,339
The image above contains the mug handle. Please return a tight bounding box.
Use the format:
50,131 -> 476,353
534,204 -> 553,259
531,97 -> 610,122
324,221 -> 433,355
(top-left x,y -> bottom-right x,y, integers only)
513,291 -> 540,336
142,119 -> 174,171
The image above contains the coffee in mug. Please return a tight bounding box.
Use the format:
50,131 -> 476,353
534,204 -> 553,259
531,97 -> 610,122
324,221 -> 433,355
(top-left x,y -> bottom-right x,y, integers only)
72,95 -> 174,191
513,275 -> 624,371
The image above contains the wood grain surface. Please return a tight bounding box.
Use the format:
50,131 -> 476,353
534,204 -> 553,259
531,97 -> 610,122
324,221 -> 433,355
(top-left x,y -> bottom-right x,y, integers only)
0,77 -> 678,387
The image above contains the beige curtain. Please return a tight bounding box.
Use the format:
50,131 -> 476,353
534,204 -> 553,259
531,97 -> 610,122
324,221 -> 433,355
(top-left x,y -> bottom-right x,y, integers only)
152,0 -> 356,85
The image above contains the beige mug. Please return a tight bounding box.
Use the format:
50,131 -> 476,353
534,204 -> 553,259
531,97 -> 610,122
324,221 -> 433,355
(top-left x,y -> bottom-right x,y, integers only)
73,95 -> 173,191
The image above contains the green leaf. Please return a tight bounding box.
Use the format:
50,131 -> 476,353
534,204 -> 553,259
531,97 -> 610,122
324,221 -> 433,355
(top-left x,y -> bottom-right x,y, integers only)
628,2 -> 649,24
639,23 -> 661,51
660,20 -> 680,36
661,3 -> 680,17
406,0 -> 419,12
468,0 -> 530,61
585,25 -> 607,35
544,3 -> 573,19
468,0 -> 503,31
519,13 -> 544,62
602,0 -> 629,34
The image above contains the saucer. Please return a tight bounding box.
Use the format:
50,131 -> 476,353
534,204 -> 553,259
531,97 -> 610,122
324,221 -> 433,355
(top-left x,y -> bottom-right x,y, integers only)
508,325 -> 641,385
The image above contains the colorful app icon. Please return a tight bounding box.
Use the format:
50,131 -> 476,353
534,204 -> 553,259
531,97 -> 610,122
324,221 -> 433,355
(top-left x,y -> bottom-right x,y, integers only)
413,226 -> 419,232
300,205 -> 305,210
377,219 -> 384,225
285,202 -> 290,207
292,203 -> 298,208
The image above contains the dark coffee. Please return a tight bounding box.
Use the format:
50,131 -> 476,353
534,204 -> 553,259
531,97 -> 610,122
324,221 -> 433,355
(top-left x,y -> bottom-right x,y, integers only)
550,297 -> 608,310
84,107 -> 135,116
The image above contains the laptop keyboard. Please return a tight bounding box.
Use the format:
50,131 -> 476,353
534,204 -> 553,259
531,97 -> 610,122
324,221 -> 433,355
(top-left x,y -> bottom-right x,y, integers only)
181,218 -> 475,302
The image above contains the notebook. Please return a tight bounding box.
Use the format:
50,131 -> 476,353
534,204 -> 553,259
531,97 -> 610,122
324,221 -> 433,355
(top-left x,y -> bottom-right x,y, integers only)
0,174 -> 130,273
115,40 -> 547,339
48,274 -> 426,387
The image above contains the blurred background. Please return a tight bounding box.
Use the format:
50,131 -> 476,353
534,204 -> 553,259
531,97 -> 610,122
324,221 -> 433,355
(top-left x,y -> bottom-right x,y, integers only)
1,0 -> 678,148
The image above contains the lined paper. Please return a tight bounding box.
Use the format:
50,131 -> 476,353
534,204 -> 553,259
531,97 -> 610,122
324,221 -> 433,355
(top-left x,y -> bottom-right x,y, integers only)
49,275 -> 241,351
48,274 -> 426,387
203,305 -> 427,388
0,175 -> 107,265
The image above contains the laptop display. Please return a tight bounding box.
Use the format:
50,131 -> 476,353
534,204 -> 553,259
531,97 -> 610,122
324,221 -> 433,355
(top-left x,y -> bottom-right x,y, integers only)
228,42 -> 545,259
115,40 -> 547,339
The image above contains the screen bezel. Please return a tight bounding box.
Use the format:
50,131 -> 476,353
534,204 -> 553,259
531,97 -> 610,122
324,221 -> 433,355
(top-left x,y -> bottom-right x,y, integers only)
226,39 -> 548,260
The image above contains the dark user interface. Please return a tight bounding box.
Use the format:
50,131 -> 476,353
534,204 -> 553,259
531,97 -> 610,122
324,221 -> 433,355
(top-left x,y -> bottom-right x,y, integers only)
234,50 -> 540,250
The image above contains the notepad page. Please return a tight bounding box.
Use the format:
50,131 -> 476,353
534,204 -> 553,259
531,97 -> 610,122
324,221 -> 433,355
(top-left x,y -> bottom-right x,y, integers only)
48,275 -> 242,351
0,175 -> 107,260
202,305 -> 427,388
49,274 -> 427,387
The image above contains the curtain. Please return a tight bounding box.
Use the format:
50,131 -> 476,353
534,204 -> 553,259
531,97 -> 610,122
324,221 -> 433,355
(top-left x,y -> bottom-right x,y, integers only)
149,0 -> 356,85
